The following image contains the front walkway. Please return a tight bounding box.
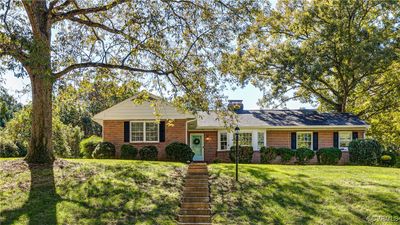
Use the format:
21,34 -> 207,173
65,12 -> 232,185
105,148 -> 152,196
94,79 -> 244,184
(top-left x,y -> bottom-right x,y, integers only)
178,163 -> 211,225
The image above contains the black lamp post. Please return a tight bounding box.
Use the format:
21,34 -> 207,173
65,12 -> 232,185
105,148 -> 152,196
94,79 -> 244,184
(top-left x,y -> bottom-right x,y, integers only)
235,126 -> 240,182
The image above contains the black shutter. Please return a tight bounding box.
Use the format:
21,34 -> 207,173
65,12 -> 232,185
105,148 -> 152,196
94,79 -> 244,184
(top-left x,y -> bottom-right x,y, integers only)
352,132 -> 358,140
124,121 -> 130,142
313,132 -> 318,151
159,121 -> 166,142
291,132 -> 297,149
333,132 -> 339,148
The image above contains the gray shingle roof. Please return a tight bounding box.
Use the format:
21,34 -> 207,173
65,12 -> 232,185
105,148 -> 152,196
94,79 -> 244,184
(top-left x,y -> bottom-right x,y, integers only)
196,109 -> 368,128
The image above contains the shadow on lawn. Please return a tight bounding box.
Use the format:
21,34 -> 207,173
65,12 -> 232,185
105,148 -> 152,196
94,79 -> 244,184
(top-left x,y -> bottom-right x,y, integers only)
1,163 -> 60,225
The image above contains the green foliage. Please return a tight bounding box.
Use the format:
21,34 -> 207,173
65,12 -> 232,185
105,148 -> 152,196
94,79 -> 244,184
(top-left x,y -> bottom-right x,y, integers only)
367,109 -> 400,150
349,139 -> 382,165
379,151 -> 397,167
120,144 -> 138,160
139,146 -> 158,161
79,136 -> 102,158
260,146 -> 278,164
0,87 -> 21,128
212,158 -> 223,163
92,142 -> 116,159
317,148 -> 342,165
295,148 -> 315,165
275,148 -> 295,163
229,146 -> 254,163
165,142 -> 194,162
0,138 -> 19,157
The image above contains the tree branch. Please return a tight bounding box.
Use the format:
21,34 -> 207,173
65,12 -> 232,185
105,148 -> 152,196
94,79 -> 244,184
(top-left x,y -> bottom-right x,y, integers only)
53,62 -> 173,79
51,0 -> 129,22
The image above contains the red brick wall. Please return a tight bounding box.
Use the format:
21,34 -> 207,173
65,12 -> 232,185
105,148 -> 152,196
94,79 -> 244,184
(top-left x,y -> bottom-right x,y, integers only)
187,131 -> 218,163
267,131 -> 291,147
103,119 -> 187,159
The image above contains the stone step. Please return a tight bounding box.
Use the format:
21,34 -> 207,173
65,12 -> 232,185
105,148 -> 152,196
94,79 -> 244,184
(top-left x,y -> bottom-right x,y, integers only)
185,179 -> 208,183
179,208 -> 211,215
181,202 -> 210,209
182,197 -> 210,203
183,192 -> 209,197
179,215 -> 211,223
178,223 -> 211,225
185,175 -> 209,179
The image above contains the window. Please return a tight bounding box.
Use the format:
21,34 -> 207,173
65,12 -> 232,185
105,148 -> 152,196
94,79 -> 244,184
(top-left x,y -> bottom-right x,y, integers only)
257,132 -> 265,149
297,132 -> 312,149
238,133 -> 252,146
220,132 -> 228,150
339,131 -> 352,150
130,121 -> 159,142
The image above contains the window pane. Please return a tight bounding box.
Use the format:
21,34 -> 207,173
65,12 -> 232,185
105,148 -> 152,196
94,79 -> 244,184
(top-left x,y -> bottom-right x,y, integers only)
220,133 -> 227,150
258,132 -> 265,148
131,122 -> 144,142
145,122 -> 159,141
297,133 -> 312,149
339,132 -> 352,147
238,133 -> 252,146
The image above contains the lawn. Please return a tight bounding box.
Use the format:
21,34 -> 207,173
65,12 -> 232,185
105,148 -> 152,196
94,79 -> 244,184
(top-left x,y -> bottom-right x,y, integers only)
209,164 -> 400,225
0,158 -> 186,225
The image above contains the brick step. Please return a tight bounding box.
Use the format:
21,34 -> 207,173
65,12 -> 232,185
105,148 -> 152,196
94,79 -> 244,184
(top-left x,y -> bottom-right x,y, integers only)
181,202 -> 210,209
179,215 -> 211,223
178,223 -> 211,225
183,192 -> 209,197
184,187 -> 209,192
190,163 -> 207,166
184,183 -> 208,188
182,197 -> 210,203
185,175 -> 209,179
185,179 -> 208,184
188,168 -> 208,171
179,208 -> 211,215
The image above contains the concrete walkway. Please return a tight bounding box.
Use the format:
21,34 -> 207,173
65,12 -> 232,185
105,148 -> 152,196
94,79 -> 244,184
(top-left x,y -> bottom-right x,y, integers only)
178,163 -> 211,225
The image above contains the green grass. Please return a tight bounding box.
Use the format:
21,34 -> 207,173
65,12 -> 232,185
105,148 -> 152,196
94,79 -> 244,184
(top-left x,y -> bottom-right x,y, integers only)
0,158 -> 186,225
209,164 -> 400,225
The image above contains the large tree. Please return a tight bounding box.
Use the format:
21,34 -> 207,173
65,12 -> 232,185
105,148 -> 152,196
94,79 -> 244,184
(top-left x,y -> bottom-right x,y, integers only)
0,0 -> 258,163
222,0 -> 399,113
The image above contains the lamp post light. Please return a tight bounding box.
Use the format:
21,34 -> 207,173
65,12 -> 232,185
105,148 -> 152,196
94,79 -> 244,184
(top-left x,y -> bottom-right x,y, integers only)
235,126 -> 240,182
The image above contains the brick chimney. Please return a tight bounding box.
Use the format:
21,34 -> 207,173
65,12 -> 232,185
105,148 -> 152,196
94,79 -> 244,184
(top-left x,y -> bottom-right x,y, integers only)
228,100 -> 244,112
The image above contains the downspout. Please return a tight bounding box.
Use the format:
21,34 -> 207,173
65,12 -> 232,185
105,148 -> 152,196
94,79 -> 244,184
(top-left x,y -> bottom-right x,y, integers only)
185,119 -> 197,144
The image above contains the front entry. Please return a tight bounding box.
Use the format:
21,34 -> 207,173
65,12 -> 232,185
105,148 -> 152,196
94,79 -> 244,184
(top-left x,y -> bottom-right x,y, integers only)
190,133 -> 204,161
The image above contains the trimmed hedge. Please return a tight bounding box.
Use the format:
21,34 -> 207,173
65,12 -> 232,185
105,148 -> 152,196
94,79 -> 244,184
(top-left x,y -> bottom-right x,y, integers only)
92,142 -> 116,159
379,151 -> 397,167
295,148 -> 315,164
276,147 -> 295,163
139,146 -> 158,161
120,144 -> 138,159
0,139 -> 19,157
229,146 -> 254,163
80,136 -> 102,158
349,139 -> 382,165
317,147 -> 342,165
166,142 -> 194,162
260,146 -> 277,163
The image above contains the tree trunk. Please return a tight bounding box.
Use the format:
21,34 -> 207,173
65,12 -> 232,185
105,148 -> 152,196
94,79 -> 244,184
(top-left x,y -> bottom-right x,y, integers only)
25,74 -> 55,163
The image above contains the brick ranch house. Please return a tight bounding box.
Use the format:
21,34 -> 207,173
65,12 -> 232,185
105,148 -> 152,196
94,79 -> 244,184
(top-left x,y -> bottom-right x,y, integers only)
93,96 -> 368,164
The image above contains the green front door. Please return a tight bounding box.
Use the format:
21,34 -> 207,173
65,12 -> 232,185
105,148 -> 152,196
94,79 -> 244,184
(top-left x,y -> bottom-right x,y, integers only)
190,134 -> 204,161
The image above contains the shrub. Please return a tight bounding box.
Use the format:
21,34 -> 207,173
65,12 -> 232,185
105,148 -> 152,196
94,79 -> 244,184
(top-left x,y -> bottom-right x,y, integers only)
120,144 -> 138,159
92,142 -> 116,159
139,146 -> 158,161
165,142 -> 194,162
212,158 -> 223,163
295,148 -> 315,164
80,136 -> 102,158
260,146 -> 277,163
379,151 -> 397,167
317,147 -> 342,165
349,139 -> 382,165
276,147 -> 295,163
229,146 -> 254,163
0,139 -> 19,157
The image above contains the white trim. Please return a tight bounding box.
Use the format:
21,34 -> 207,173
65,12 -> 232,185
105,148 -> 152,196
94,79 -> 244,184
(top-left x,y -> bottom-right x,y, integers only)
338,131 -> 352,151
296,132 -> 313,149
129,121 -> 160,143
195,125 -> 369,130
217,131 -> 229,151
185,119 -> 197,144
190,133 -> 204,161
217,129 -> 266,151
